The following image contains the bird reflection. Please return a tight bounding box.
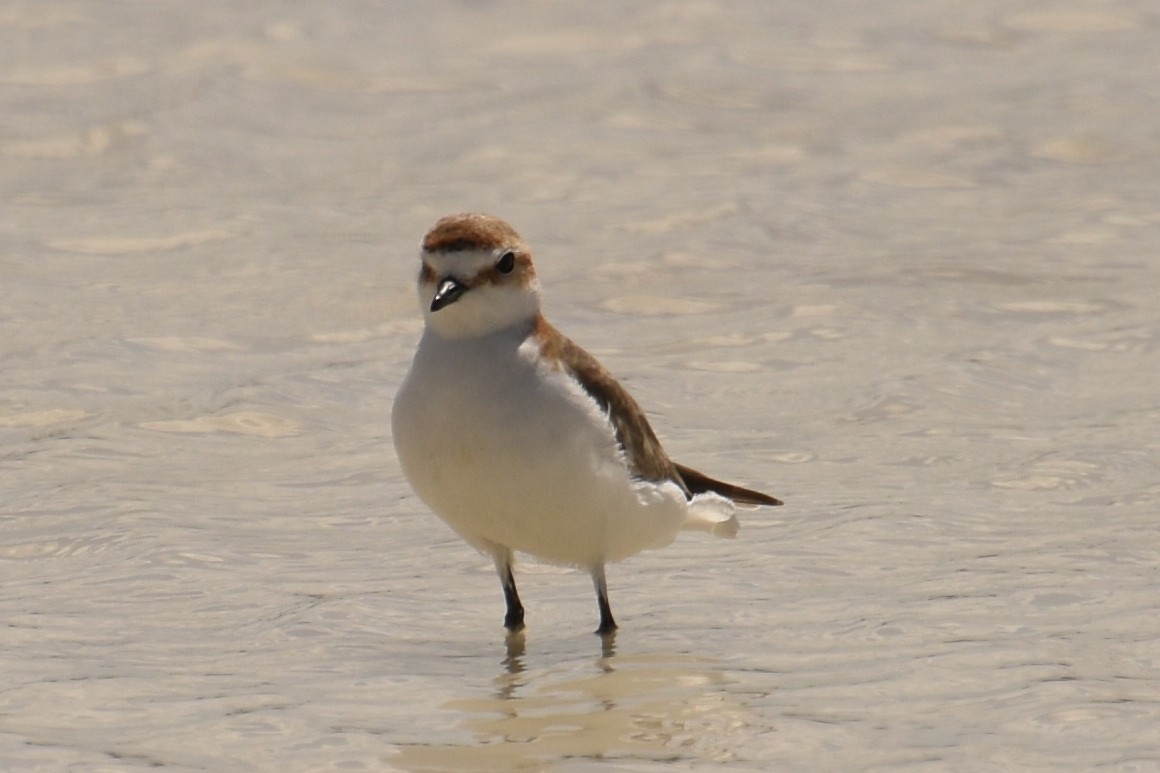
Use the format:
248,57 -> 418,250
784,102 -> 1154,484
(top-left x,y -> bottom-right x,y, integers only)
496,627 -> 619,701
503,629 -> 526,674
599,629 -> 617,665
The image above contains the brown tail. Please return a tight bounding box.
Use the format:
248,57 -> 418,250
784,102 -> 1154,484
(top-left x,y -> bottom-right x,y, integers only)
674,463 -> 783,507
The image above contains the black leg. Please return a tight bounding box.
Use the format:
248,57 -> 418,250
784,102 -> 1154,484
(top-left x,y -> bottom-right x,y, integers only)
592,563 -> 617,635
497,555 -> 525,632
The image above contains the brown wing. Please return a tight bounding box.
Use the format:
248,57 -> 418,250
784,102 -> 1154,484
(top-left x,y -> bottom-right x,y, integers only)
674,463 -> 783,507
534,317 -> 688,491
534,316 -> 783,507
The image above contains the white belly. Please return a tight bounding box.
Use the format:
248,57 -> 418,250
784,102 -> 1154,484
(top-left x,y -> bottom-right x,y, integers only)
392,330 -> 693,567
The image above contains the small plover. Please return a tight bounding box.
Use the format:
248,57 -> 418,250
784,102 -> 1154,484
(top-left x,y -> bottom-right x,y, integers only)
392,213 -> 782,635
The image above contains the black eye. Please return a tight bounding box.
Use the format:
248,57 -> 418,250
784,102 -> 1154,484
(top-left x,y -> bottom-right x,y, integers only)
496,251 -> 516,273
496,250 -> 516,274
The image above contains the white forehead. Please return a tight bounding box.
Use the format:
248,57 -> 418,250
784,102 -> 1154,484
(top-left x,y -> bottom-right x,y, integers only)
421,248 -> 503,280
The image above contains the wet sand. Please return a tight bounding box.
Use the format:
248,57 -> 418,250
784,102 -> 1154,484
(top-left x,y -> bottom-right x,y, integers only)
3,1 -> 1159,770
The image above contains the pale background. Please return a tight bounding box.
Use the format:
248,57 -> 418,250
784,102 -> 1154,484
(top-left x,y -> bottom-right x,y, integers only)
2,1 -> 1159,770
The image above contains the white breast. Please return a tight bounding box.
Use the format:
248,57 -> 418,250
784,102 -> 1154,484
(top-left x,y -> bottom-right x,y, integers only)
391,326 -> 694,567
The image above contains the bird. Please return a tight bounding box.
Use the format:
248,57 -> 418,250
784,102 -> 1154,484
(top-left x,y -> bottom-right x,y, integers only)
391,213 -> 782,635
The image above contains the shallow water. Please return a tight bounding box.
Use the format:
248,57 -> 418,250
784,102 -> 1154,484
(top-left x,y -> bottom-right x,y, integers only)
3,1 -> 1159,770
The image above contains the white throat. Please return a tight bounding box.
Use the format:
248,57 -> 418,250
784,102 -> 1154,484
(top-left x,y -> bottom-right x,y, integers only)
420,279 -> 541,339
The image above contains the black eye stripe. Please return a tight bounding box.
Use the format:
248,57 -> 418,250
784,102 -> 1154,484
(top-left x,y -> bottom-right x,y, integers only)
496,251 -> 516,274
